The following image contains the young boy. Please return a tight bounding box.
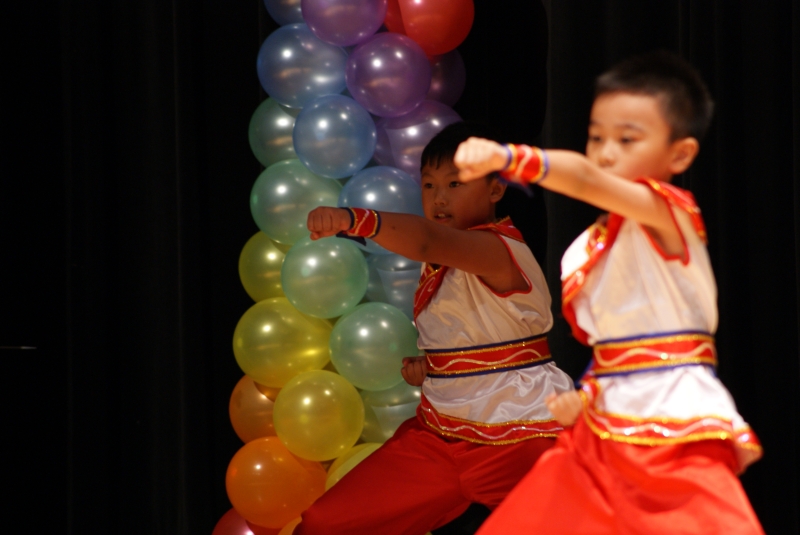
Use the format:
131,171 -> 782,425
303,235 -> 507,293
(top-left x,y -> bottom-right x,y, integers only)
454,52 -> 764,534
295,122 -> 574,535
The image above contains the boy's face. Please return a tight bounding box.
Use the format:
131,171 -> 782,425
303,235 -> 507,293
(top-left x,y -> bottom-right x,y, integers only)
420,159 -> 503,230
586,92 -> 683,181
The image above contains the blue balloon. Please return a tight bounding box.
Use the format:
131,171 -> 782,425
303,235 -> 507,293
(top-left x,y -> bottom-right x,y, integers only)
370,253 -> 421,320
338,166 -> 423,253
257,24 -> 348,109
264,0 -> 303,25
293,95 -> 377,179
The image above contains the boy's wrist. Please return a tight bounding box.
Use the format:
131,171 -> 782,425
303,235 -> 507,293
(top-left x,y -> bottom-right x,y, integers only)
342,207 -> 381,239
501,144 -> 549,185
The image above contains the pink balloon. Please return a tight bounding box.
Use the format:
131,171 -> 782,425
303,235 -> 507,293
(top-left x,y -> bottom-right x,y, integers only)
426,50 -> 466,107
346,33 -> 432,118
373,100 -> 462,182
302,0 -> 387,46
212,508 -> 280,535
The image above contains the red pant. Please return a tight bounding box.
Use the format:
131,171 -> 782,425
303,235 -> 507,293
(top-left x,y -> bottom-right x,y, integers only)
477,417 -> 764,535
295,416 -> 555,535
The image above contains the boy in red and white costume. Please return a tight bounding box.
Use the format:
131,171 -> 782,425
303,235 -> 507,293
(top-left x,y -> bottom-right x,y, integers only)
455,52 -> 764,534
296,123 -> 574,535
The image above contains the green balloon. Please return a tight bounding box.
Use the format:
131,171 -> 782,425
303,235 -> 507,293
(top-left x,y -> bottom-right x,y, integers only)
361,378 -> 421,407
281,236 -> 368,319
232,297 -> 332,388
248,98 -> 299,167
238,231 -> 286,302
330,302 -> 419,391
250,160 -> 342,245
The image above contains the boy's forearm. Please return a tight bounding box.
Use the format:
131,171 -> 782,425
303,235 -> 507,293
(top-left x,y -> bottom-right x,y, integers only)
368,211 -> 443,262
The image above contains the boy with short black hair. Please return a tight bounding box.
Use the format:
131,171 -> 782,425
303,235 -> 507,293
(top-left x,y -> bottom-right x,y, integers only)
296,122 -> 574,535
455,51 -> 764,534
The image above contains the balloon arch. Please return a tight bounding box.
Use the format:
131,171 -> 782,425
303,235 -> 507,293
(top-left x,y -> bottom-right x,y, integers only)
216,1 -> 474,532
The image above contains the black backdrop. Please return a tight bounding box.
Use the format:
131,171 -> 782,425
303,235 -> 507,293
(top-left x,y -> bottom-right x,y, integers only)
3,1 -> 798,533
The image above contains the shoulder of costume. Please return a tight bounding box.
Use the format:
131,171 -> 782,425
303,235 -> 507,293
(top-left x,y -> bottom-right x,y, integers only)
634,177 -> 707,244
467,216 -> 525,243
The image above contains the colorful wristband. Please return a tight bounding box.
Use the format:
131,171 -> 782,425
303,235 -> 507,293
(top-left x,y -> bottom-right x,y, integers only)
343,207 -> 381,239
501,144 -> 549,185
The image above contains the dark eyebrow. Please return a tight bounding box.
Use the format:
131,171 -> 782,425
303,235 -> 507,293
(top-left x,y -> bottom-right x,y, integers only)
589,120 -> 645,132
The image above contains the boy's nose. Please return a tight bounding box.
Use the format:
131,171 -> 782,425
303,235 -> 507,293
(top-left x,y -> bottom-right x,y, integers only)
598,142 -> 616,167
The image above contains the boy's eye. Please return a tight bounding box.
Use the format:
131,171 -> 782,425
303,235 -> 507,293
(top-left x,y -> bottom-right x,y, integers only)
588,135 -> 602,143
422,182 -> 433,189
620,137 -> 634,144
449,181 -> 461,188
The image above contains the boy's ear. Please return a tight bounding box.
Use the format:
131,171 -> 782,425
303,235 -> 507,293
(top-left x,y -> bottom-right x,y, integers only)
489,175 -> 507,203
668,137 -> 700,175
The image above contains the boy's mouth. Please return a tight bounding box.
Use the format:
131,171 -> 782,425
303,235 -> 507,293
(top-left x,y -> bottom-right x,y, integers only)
434,212 -> 452,223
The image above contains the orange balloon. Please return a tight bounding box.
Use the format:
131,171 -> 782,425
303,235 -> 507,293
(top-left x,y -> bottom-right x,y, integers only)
229,376 -> 279,443
397,0 -> 474,56
226,437 -> 326,529
254,381 -> 281,402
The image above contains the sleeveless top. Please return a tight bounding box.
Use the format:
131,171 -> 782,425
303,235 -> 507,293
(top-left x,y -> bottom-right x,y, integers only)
414,217 -> 574,444
561,178 -> 762,472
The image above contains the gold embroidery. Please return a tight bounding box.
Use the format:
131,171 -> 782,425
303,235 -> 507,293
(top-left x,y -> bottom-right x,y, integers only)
426,335 -> 547,357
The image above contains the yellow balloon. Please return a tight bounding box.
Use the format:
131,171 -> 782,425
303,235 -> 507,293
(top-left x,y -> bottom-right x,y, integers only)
325,442 -> 381,490
277,518 -> 301,535
238,231 -> 286,302
274,371 -> 364,461
233,298 -> 332,388
326,442 -> 380,476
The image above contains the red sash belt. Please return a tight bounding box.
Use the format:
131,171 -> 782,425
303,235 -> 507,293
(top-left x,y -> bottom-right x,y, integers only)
426,334 -> 551,378
587,332 -> 716,377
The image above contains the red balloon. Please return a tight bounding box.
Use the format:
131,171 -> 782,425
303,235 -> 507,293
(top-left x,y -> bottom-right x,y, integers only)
396,0 -> 474,56
384,0 -> 405,34
212,508 -> 280,535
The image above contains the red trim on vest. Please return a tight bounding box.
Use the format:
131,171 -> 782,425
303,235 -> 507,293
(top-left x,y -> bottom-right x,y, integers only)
413,217 -> 523,319
561,179 -> 707,345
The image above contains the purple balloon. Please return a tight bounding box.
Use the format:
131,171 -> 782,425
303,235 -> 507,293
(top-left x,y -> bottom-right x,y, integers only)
373,101 -> 462,182
302,0 -> 387,47
346,33 -> 432,118
427,50 -> 467,107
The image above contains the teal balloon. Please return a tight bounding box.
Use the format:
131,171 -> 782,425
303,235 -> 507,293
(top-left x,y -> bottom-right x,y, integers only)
281,236 -> 368,318
248,98 -> 298,167
361,401 -> 420,443
250,160 -> 342,245
329,302 -> 419,391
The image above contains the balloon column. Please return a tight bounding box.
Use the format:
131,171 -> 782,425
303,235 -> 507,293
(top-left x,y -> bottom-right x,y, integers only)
216,0 -> 475,531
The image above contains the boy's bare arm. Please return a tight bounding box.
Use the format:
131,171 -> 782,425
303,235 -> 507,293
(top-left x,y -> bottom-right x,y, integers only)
454,138 -> 682,245
307,207 -> 527,292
